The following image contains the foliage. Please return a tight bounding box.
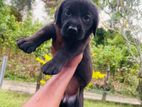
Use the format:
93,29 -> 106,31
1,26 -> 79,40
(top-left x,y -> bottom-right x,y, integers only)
90,28 -> 139,96
93,45 -> 123,72
92,29 -> 132,74
93,0 -> 142,101
0,1 -> 45,81
11,0 -> 33,10
0,1 -> 53,57
93,0 -> 142,73
34,42 -> 52,57
3,51 -> 39,82
0,0 -> 141,97
0,3 -> 42,49
111,72 -> 139,96
37,54 -> 106,86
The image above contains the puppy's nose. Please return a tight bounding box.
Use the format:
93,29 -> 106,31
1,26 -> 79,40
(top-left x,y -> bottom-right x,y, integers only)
67,26 -> 78,34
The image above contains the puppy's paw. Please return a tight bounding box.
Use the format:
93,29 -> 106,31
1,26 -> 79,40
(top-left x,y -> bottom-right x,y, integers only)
41,61 -> 62,75
17,38 -> 36,53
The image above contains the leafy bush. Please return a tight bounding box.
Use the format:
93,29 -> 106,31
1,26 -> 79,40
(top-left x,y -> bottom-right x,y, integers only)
91,29 -> 137,74
0,1 -> 51,54
88,28 -> 139,96
0,1 -> 51,82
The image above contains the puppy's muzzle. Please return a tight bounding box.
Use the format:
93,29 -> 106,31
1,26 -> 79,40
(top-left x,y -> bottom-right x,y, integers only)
67,26 -> 78,35
62,21 -> 84,40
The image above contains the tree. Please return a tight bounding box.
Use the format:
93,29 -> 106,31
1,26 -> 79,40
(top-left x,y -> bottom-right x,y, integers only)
11,0 -> 33,12
94,0 -> 142,103
42,0 -> 59,8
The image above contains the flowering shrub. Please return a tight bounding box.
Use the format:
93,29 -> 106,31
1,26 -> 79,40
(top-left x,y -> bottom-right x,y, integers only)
35,54 -> 52,65
36,55 -> 106,88
36,54 -> 52,85
40,75 -> 51,85
86,71 -> 106,89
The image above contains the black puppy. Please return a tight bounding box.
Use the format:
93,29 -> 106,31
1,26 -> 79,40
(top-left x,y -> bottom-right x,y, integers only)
17,0 -> 99,107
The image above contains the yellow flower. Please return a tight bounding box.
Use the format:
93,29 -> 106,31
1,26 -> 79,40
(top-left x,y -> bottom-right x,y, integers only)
92,71 -> 106,79
44,54 -> 52,61
40,80 -> 46,86
45,75 -> 52,80
35,57 -> 46,65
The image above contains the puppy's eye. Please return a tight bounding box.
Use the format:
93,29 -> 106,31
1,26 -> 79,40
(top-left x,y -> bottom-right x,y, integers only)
65,10 -> 72,17
83,15 -> 90,22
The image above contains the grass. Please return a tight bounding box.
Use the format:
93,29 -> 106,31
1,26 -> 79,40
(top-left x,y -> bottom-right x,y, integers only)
0,90 -> 31,107
84,100 -> 133,107
0,90 -> 135,107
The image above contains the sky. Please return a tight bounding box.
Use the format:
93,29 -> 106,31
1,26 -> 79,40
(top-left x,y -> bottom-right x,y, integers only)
32,0 -> 51,24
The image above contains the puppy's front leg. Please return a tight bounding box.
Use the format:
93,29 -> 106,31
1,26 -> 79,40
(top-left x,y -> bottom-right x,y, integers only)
42,47 -> 74,75
42,40 -> 89,75
17,23 -> 56,53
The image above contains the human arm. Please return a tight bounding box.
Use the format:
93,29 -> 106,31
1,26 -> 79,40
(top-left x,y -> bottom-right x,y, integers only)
23,53 -> 83,107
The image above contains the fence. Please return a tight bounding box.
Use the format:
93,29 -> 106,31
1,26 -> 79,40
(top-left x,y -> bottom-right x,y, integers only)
0,56 -> 8,88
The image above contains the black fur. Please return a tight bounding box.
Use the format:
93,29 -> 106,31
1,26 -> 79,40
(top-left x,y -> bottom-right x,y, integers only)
17,0 -> 99,107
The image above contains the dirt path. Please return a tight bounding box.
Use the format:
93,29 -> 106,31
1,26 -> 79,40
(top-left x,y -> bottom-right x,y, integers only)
1,80 -> 141,105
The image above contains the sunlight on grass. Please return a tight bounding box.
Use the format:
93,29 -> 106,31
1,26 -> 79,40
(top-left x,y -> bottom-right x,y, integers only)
0,90 -> 133,107
84,100 -> 133,107
0,90 -> 31,107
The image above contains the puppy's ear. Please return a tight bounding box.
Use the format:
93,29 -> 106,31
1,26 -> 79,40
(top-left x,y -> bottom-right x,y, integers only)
55,1 -> 65,27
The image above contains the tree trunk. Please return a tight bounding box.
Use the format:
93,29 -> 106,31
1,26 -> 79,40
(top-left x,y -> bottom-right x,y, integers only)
36,70 -> 43,91
137,78 -> 142,105
102,65 -> 110,101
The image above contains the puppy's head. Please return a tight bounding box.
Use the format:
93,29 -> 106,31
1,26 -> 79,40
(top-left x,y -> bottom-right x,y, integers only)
55,0 -> 99,41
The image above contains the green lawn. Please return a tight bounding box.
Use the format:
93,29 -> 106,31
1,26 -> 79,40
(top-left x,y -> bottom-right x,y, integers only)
84,101 -> 133,107
0,90 -> 30,107
0,90 -> 134,107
